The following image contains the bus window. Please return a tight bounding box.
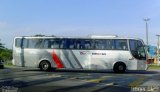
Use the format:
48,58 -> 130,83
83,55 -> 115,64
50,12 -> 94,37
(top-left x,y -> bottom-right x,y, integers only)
23,39 -> 28,48
76,39 -> 84,49
27,39 -> 43,48
137,40 -> 143,47
15,38 -> 21,48
130,40 -> 146,60
84,40 -> 92,49
94,40 -> 107,50
106,40 -> 114,50
43,39 -> 60,49
129,40 -> 141,59
76,39 -> 92,50
50,39 -> 60,49
66,39 -> 76,49
43,39 -> 49,48
115,40 -> 128,50
60,39 -> 66,49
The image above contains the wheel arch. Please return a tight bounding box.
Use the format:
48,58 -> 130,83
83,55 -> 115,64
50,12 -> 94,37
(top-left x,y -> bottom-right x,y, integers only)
112,61 -> 127,71
38,59 -> 55,68
113,61 -> 127,70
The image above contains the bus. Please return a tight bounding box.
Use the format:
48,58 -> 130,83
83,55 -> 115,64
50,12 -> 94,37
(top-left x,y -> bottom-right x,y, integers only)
12,35 -> 148,73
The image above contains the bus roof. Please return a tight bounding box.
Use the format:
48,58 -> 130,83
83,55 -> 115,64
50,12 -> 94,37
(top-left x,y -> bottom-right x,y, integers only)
14,35 -> 143,40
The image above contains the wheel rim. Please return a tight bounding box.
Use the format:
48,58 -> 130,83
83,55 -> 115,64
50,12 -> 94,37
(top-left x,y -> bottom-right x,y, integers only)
42,63 -> 48,70
118,65 -> 124,71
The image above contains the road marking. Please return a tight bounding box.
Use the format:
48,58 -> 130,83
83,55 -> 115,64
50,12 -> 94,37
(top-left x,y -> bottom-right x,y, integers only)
71,82 -> 116,92
105,82 -> 116,86
46,74 -> 62,77
0,74 -> 68,89
128,75 -> 149,87
86,76 -> 111,83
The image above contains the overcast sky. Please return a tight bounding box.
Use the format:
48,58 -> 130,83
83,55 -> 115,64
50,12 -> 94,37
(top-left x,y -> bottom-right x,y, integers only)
0,0 -> 160,48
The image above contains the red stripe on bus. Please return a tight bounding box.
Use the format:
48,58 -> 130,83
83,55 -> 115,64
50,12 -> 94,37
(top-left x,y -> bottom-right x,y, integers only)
52,50 -> 64,68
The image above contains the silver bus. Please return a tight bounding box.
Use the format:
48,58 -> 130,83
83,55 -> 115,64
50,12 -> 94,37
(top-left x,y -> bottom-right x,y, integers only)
12,35 -> 148,73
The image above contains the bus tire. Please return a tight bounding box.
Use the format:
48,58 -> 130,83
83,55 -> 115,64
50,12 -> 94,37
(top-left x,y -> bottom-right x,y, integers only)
113,62 -> 126,73
40,61 -> 51,71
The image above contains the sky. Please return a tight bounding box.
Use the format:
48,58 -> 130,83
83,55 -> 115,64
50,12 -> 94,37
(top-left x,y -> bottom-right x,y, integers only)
0,0 -> 160,48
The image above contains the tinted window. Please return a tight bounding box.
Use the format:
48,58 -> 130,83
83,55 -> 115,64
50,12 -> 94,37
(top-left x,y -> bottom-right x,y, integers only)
23,39 -> 28,48
93,39 -> 127,50
43,39 -> 60,49
60,39 -> 67,49
129,40 -> 143,51
129,40 -> 144,59
27,39 -> 43,48
106,40 -> 115,50
76,39 -> 92,49
115,39 -> 128,50
137,40 -> 143,47
84,40 -> 92,49
15,38 -> 21,47
94,40 -> 107,50
66,39 -> 76,49
76,40 -> 84,49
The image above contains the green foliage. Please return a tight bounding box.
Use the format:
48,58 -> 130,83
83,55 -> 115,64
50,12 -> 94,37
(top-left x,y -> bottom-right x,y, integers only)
0,42 -> 5,50
0,49 -> 12,60
0,39 -> 12,61
148,64 -> 160,69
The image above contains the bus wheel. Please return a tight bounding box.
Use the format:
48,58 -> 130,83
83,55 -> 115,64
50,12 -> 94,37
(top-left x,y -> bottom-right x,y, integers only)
113,62 -> 126,73
40,61 -> 51,71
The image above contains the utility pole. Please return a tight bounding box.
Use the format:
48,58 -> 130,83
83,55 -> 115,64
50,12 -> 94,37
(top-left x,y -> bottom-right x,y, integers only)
143,18 -> 150,46
143,18 -> 150,61
156,35 -> 160,51
156,35 -> 160,65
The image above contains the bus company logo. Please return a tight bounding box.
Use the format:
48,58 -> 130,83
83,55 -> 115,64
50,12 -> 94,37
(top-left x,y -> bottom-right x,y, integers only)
80,51 -> 90,55
92,53 -> 106,55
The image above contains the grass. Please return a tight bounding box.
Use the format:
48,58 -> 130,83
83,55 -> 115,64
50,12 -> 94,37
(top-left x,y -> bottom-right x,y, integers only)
4,63 -> 13,67
4,60 -> 13,67
148,64 -> 160,70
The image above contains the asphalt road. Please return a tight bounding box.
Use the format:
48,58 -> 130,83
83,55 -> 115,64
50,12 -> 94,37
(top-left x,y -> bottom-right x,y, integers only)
0,66 -> 160,92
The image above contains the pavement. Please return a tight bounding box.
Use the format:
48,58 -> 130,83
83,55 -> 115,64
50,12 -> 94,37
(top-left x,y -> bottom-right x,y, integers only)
138,70 -> 160,92
0,66 -> 160,92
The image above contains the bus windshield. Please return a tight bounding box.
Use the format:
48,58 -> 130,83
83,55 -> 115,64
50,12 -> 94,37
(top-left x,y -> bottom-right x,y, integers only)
129,40 -> 146,60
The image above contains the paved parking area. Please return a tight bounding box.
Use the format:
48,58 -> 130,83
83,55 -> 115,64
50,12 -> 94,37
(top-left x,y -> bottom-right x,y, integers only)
0,67 -> 160,92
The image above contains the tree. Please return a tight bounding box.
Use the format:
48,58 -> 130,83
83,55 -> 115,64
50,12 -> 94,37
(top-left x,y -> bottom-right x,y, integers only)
0,49 -> 12,61
0,39 -> 5,54
0,40 -> 5,50
0,40 -> 4,60
0,39 -> 12,62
